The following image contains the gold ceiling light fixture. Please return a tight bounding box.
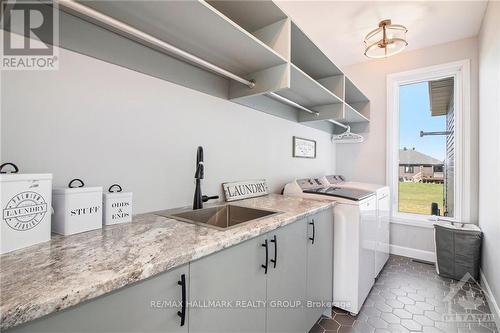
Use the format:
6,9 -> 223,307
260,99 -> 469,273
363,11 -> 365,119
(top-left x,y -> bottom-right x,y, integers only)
364,19 -> 408,59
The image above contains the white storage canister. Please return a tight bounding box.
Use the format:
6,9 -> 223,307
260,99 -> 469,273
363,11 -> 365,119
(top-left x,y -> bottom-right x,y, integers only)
52,178 -> 103,235
0,163 -> 52,254
103,184 -> 133,225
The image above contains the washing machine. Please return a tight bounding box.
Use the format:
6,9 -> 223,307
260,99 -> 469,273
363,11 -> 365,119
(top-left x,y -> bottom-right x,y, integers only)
283,178 -> 377,315
324,175 -> 390,277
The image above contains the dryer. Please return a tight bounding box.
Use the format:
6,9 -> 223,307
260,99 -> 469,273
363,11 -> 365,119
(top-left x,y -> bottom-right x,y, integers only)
283,178 -> 377,315
324,175 -> 390,277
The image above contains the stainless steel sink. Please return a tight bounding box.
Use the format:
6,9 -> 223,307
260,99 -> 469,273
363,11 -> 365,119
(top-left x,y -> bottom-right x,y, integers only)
156,205 -> 281,230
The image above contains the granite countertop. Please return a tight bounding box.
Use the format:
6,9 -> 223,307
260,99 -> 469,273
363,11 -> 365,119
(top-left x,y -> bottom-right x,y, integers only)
0,194 -> 333,330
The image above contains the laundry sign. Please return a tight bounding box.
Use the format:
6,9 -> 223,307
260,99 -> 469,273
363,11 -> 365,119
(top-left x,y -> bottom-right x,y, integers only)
222,180 -> 268,202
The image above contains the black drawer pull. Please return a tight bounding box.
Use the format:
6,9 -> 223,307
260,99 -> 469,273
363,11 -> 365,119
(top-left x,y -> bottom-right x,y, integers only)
177,274 -> 186,327
309,219 -> 315,244
261,239 -> 268,274
270,235 -> 277,268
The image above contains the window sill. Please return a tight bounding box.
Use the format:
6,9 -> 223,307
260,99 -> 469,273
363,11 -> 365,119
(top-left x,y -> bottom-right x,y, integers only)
390,214 -> 436,229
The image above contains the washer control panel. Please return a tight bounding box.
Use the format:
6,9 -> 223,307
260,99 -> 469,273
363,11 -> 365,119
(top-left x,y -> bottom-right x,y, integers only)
325,175 -> 345,185
296,178 -> 327,190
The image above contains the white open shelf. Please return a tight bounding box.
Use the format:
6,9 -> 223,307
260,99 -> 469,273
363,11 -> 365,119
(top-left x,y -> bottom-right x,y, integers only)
79,1 -> 287,77
291,22 -> 343,79
344,77 -> 370,120
345,77 -> 369,104
343,103 -> 370,123
61,0 -> 370,134
208,1 -> 287,32
207,0 -> 290,60
289,22 -> 369,128
274,64 -> 342,107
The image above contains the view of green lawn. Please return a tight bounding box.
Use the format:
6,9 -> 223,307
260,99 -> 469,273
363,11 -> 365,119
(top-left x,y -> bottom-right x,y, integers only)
398,182 -> 444,215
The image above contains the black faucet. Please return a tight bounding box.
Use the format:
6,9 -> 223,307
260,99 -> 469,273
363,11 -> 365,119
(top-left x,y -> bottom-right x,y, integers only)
193,146 -> 219,210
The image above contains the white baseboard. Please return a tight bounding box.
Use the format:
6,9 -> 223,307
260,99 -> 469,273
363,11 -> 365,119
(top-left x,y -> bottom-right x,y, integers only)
480,270 -> 500,329
389,244 -> 436,262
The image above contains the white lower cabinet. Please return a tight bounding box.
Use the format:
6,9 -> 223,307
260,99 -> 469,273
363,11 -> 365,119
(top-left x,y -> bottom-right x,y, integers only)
190,219 -> 310,333
7,264 -> 189,333
305,209 -> 333,326
265,219 -> 308,333
6,211 -> 332,333
189,235 -> 268,333
189,212 -> 333,333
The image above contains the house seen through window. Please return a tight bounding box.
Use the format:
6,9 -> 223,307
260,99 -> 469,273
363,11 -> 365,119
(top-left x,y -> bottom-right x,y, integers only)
398,78 -> 455,217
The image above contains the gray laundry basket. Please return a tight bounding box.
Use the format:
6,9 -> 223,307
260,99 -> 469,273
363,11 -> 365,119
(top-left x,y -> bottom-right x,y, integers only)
434,220 -> 482,281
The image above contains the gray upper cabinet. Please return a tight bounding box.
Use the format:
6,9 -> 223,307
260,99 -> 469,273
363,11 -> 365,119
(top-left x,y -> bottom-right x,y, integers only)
305,209 -> 334,326
189,235 -> 267,333
7,264 -> 189,333
265,219 -> 308,333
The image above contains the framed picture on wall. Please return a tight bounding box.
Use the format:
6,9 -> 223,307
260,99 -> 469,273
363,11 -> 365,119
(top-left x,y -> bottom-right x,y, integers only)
293,136 -> 316,158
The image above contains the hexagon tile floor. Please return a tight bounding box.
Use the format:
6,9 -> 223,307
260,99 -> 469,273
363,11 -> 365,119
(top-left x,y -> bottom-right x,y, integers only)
309,255 -> 498,333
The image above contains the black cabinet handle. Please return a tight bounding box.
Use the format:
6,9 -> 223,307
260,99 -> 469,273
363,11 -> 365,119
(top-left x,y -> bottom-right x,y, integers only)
309,219 -> 315,244
261,239 -> 268,274
270,235 -> 277,268
177,274 -> 186,327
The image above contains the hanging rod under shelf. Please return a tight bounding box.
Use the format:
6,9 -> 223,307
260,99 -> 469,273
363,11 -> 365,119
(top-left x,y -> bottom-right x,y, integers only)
267,93 -> 348,129
327,119 -> 348,129
55,0 -> 256,89
267,92 -> 320,116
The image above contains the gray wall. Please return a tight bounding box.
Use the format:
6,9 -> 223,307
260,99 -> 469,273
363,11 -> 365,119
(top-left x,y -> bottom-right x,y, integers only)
478,1 -> 500,318
338,37 -> 480,256
1,43 -> 335,214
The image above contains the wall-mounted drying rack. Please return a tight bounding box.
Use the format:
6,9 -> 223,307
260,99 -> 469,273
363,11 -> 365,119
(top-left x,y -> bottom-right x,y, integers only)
54,0 -> 370,135
332,126 -> 364,143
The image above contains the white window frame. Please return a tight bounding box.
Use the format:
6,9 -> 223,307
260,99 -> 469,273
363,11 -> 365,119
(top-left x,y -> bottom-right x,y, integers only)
386,60 -> 471,228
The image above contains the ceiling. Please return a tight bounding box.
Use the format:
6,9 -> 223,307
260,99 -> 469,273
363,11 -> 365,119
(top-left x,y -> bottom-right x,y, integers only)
275,1 -> 488,67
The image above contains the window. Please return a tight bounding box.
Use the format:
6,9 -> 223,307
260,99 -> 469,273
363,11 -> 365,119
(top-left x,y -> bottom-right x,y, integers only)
434,165 -> 444,173
398,82 -> 449,217
387,60 -> 471,225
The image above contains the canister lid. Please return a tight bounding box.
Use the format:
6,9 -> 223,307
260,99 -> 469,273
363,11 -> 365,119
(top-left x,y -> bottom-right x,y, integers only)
53,186 -> 103,195
53,179 -> 102,195
0,173 -> 53,182
103,184 -> 131,199
103,192 -> 133,199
